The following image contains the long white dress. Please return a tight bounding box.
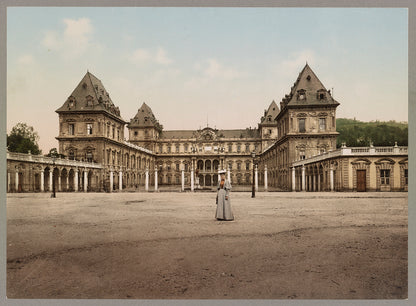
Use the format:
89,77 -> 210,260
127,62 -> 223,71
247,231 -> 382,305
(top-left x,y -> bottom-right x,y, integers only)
215,179 -> 234,221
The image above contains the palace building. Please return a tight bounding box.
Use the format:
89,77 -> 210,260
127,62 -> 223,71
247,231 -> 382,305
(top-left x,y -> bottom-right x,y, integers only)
6,64 -> 408,192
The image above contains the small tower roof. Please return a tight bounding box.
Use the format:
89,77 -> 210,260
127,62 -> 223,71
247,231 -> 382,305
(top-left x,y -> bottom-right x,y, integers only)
56,71 -> 125,122
260,100 -> 279,124
129,102 -> 163,131
283,63 -> 339,107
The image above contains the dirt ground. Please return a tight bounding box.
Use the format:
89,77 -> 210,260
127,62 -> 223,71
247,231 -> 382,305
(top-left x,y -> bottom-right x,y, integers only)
6,191 -> 407,299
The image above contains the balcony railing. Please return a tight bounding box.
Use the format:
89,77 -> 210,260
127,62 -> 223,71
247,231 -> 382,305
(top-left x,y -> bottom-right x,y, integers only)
7,151 -> 103,169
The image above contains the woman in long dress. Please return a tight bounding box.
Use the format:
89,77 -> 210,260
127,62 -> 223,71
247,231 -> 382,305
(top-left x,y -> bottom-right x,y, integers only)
215,170 -> 234,221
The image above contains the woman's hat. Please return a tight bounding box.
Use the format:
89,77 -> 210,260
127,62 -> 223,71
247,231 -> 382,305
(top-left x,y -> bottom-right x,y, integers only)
218,169 -> 227,174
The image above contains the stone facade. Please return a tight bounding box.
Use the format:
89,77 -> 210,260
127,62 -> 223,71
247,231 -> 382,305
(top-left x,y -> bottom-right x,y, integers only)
6,64 -> 408,192
291,144 -> 408,192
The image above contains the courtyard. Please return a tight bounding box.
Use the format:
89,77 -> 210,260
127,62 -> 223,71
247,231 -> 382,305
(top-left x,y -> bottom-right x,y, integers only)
7,191 -> 407,299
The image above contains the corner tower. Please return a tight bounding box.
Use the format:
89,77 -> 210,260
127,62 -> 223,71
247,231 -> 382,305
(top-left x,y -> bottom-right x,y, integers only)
55,71 -> 127,163
259,100 -> 279,151
127,102 -> 163,151
273,63 -> 340,190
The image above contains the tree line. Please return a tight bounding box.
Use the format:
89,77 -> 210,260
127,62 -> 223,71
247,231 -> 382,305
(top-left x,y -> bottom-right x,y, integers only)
336,118 -> 408,148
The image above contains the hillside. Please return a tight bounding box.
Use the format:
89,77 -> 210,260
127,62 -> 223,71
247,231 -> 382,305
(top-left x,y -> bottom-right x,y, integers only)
336,118 -> 408,148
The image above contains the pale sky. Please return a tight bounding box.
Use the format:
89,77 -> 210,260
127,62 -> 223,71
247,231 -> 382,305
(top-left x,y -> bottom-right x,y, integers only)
7,7 -> 408,153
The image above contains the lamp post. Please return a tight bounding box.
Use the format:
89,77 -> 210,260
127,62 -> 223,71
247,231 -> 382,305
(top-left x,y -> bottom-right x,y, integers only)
51,156 -> 56,198
251,151 -> 256,198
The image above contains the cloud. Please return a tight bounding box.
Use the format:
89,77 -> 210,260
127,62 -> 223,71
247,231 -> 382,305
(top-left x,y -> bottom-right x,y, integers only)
129,47 -> 173,65
280,50 -> 325,75
17,54 -> 35,65
185,58 -> 246,89
196,58 -> 241,80
42,18 -> 96,58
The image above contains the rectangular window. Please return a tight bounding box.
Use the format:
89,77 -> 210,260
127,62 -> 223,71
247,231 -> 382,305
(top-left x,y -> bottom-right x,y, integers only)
228,145 -> 232,152
176,145 -> 179,153
112,127 -> 115,139
176,164 -> 179,171
237,163 -> 241,170
184,144 -> 188,152
185,164 -> 188,171
319,118 -> 326,131
299,118 -> 306,132
107,126 -> 110,137
167,146 -> 171,153
405,169 -> 408,185
68,124 -> 74,135
159,145 -> 163,153
246,162 -> 250,170
237,145 -> 241,153
87,123 -> 93,135
245,144 -> 250,152
86,152 -> 93,162
300,151 -> 305,160
380,169 -> 390,185
117,129 -> 120,140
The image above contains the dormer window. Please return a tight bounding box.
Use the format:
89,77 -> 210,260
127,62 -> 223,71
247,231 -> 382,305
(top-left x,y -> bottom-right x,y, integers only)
317,89 -> 326,100
86,96 -> 93,106
297,89 -> 306,100
68,97 -> 76,108
82,82 -> 87,89
306,75 -> 311,81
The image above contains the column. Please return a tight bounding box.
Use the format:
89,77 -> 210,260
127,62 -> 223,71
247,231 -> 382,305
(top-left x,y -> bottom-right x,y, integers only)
84,170 -> 88,192
255,165 -> 258,191
145,168 -> 149,191
15,171 -> 19,192
301,166 -> 305,191
227,166 -> 231,183
330,167 -> 334,191
154,167 -> 158,191
74,170 -> 79,192
313,174 -> 316,192
264,165 -> 268,191
119,171 -> 123,191
317,172 -> 321,191
8,172 -> 11,192
58,175 -> 62,192
291,167 -> 296,191
191,165 -> 194,191
181,169 -> 185,191
309,175 -> 312,191
49,169 -> 53,192
109,170 -> 113,193
66,176 -> 69,192
40,171 -> 44,192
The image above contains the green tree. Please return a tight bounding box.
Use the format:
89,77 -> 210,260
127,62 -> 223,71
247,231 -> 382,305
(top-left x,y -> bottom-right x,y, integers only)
45,148 -> 65,158
7,123 -> 41,154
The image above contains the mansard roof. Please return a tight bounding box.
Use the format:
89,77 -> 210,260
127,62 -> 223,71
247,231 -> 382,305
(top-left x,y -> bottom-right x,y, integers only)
260,100 -> 279,125
56,71 -> 125,122
128,102 -> 163,131
281,63 -> 340,109
159,127 -> 260,140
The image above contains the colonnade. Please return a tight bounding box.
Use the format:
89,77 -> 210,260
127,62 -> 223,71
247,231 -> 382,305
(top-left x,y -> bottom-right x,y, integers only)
291,165 -> 335,192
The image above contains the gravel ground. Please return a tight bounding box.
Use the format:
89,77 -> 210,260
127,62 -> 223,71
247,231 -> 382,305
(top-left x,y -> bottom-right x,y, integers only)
7,191 -> 408,299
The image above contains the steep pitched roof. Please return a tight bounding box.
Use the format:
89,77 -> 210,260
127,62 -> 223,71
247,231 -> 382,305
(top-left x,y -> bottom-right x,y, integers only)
129,102 -> 163,131
55,71 -> 125,121
281,64 -> 339,108
260,100 -> 279,124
